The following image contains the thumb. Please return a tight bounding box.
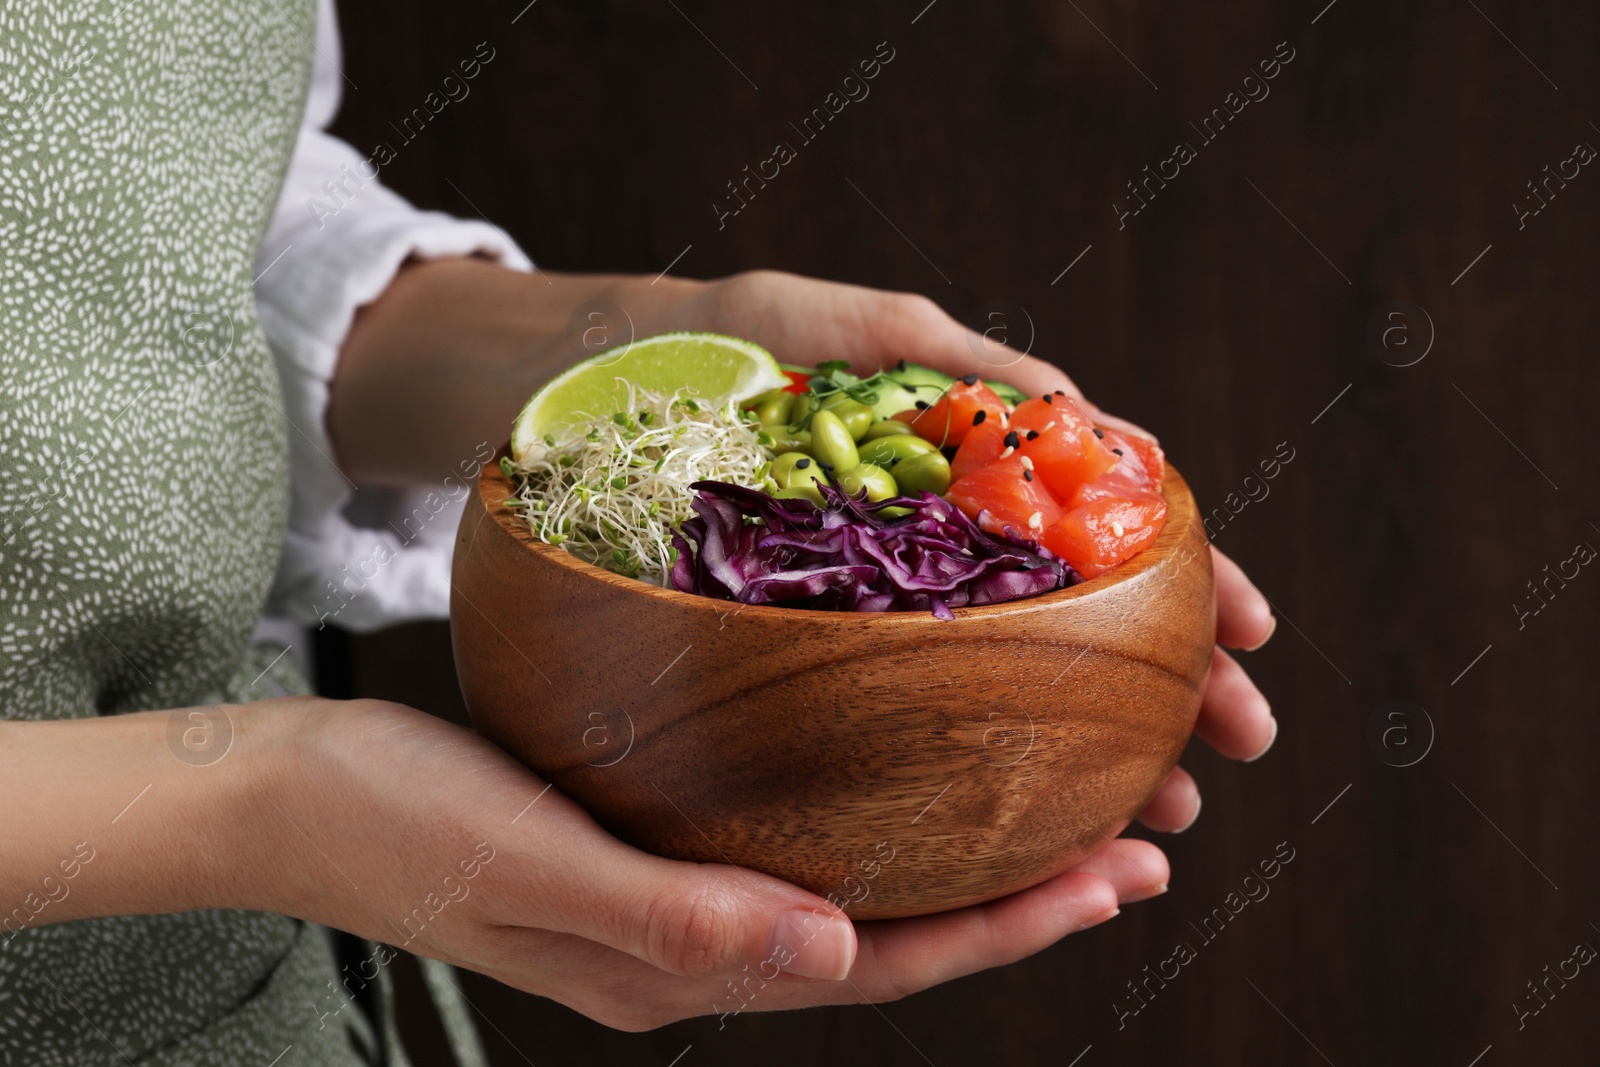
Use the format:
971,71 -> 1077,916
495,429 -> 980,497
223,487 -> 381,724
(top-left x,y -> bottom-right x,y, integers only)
536,836 -> 859,981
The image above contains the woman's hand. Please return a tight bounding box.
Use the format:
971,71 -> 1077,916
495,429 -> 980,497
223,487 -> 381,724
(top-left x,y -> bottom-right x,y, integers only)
246,697 -> 1165,1031
652,270 -> 1279,832
0,693 -> 1159,1033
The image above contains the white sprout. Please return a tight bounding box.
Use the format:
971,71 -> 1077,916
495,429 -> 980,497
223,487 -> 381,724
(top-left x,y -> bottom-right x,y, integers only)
506,383 -> 774,584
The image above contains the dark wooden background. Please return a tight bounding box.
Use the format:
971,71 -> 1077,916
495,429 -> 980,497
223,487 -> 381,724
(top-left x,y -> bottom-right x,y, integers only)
322,1 -> 1600,1063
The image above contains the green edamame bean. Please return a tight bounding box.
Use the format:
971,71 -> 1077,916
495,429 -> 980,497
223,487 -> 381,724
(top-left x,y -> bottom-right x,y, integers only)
891,451 -> 951,495
765,428 -> 812,455
837,462 -> 898,503
775,484 -> 825,506
820,396 -> 874,440
790,457 -> 827,492
809,410 -> 859,471
862,420 -> 918,441
786,391 -> 815,426
768,451 -> 814,489
755,388 -> 794,426
741,386 -> 779,412
858,434 -> 938,467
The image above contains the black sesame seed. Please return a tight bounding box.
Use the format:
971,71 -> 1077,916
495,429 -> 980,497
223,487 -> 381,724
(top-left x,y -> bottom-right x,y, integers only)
1023,469 -> 1034,482
896,358 -> 907,371
796,457 -> 812,469
1112,448 -> 1124,456
915,400 -> 930,410
961,373 -> 979,386
1042,394 -> 1054,404
1004,431 -> 1020,448
972,410 -> 987,426
1025,430 -> 1040,441
1054,389 -> 1065,396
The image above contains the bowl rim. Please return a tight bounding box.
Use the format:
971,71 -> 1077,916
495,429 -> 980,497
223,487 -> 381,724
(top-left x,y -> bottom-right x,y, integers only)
474,444 -> 1203,623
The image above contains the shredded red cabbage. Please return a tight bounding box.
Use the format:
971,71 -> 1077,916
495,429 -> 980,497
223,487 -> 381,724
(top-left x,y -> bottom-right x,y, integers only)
668,480 -> 1081,619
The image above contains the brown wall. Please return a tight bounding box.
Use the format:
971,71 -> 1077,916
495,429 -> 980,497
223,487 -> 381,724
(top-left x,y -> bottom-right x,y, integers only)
326,1 -> 1600,1063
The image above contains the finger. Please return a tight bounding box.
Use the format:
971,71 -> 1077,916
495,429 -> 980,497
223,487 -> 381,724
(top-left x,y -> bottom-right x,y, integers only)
1088,407 -> 1159,445
1136,765 -> 1202,834
858,291 -> 1089,398
1067,836 -> 1170,901
839,870 -> 1120,1002
1194,647 -> 1276,761
494,790 -> 858,983
475,871 -> 1120,1026
1213,547 -> 1275,650
875,296 -> 1167,442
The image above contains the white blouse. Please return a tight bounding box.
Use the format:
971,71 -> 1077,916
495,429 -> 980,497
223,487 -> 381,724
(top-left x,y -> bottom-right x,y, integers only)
251,0 -> 532,636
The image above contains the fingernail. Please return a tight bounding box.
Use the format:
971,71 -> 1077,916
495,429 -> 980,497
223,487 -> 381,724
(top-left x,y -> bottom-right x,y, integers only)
1243,615 -> 1278,652
771,909 -> 856,981
1123,882 -> 1168,904
1245,717 -> 1279,763
1078,906 -> 1120,931
1173,794 -> 1202,834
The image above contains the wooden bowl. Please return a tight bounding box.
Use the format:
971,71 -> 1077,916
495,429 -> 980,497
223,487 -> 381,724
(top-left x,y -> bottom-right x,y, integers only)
451,452 -> 1215,919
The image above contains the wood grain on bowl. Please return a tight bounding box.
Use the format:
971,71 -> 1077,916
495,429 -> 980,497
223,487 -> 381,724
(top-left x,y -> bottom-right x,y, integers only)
451,451 -> 1215,919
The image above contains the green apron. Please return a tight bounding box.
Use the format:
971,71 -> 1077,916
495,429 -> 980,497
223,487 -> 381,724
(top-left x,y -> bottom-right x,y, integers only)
0,2 -> 482,1063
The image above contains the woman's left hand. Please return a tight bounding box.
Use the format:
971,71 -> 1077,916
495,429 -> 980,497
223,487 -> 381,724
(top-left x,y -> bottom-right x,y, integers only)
654,269 -> 1279,836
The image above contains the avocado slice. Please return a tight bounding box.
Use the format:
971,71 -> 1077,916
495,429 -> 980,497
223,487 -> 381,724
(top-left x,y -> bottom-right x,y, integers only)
891,361 -> 1029,409
864,379 -> 921,419
887,363 -> 956,393
986,379 -> 1029,407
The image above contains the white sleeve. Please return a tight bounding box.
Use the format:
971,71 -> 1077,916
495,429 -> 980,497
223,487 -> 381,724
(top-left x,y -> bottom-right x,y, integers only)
252,0 -> 532,633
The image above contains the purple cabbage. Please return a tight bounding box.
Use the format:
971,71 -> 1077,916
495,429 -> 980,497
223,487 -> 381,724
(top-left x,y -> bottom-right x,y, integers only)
668,480 -> 1081,619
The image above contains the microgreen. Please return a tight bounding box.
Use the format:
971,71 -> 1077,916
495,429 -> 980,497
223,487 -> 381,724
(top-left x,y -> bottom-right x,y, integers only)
505,385 -> 770,585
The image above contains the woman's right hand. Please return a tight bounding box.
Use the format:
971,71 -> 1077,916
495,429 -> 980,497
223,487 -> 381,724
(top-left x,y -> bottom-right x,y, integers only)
0,696 -> 1163,1030
237,696 -> 1167,1030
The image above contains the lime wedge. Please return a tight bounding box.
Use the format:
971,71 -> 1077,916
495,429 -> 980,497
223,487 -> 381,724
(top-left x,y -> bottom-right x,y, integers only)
511,332 -> 787,462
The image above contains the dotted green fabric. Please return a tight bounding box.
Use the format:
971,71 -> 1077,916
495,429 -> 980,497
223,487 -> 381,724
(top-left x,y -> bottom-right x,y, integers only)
0,3 -> 461,1063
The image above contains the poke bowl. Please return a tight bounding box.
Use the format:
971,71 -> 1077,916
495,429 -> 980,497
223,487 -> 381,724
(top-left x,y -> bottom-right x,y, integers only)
449,336 -> 1215,919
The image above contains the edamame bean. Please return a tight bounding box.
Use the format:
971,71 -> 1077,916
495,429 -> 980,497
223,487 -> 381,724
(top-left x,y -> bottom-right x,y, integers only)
809,410 -> 859,471
837,462 -> 898,503
775,484 -> 825,506
858,434 -> 938,467
741,387 -> 778,412
786,391 -> 815,426
789,456 -> 826,492
768,451 -> 814,489
890,451 -> 951,495
862,420 -> 918,441
755,388 -> 794,426
765,428 -> 813,455
820,396 -> 874,440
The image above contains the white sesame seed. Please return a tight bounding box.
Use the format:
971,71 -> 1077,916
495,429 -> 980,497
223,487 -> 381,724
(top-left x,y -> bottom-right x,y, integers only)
1019,455 -> 1034,471
1111,520 -> 1125,537
1042,421 -> 1056,432
999,446 -> 1015,459
1028,511 -> 1043,529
